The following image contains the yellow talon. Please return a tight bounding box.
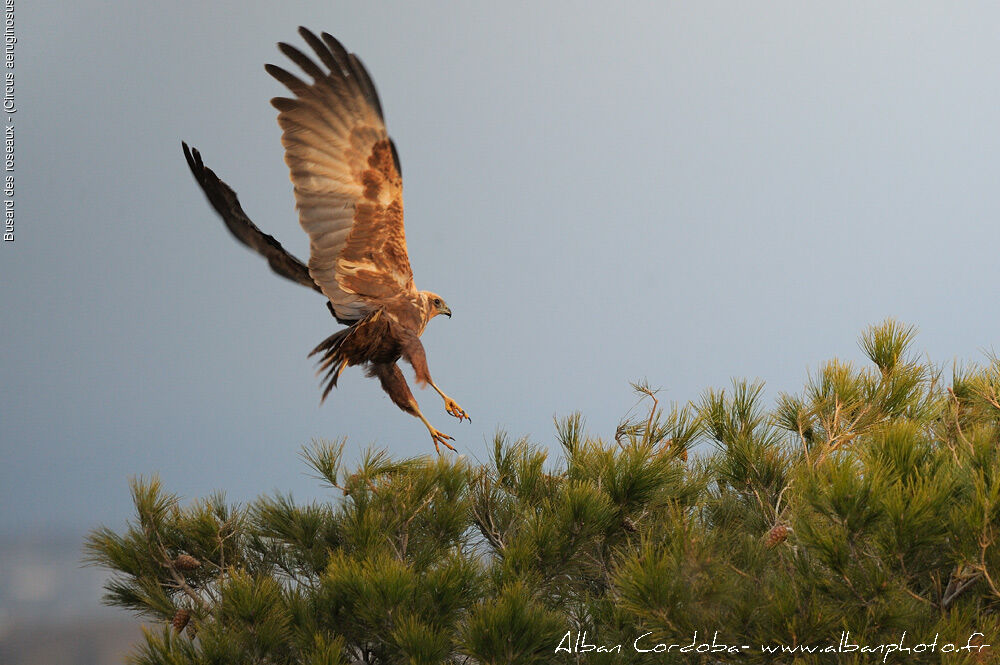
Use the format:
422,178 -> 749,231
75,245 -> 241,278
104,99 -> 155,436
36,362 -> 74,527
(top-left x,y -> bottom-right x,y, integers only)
416,410 -> 456,454
430,427 -> 456,454
444,397 -> 470,422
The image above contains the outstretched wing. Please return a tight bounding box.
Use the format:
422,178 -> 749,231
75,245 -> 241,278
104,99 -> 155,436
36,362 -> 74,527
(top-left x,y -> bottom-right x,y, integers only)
182,141 -> 321,293
268,27 -> 414,323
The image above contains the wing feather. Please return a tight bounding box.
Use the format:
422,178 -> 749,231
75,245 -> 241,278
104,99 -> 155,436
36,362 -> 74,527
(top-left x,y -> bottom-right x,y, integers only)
181,141 -> 321,294
268,27 -> 414,321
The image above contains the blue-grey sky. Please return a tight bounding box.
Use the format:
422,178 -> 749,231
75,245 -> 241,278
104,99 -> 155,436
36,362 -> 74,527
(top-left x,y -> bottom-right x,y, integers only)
4,1 -> 999,536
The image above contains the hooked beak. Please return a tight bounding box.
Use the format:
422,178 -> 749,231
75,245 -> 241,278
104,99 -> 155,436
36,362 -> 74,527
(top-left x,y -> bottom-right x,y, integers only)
441,305 -> 452,318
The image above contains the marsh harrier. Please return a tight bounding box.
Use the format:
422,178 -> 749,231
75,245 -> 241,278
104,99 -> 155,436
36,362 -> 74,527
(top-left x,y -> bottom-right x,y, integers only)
182,27 -> 468,452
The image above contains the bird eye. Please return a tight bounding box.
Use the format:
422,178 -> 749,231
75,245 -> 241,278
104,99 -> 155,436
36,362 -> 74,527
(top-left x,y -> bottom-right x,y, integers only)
434,298 -> 441,306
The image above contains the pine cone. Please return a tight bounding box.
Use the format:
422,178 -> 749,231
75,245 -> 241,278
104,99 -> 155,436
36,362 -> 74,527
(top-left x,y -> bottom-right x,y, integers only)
622,517 -> 638,534
765,524 -> 789,548
186,620 -> 199,640
172,608 -> 191,633
173,554 -> 201,570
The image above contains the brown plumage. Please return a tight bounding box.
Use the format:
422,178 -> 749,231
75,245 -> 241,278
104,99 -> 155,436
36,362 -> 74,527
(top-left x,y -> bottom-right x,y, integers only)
182,27 -> 469,452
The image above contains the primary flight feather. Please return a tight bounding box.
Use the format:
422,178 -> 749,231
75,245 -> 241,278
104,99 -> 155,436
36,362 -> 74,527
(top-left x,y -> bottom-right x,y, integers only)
183,27 -> 469,452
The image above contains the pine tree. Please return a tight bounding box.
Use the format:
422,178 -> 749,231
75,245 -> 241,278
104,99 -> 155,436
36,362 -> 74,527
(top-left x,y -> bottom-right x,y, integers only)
86,320 -> 1000,664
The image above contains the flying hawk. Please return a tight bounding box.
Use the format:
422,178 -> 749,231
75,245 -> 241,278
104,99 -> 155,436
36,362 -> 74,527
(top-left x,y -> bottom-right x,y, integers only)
182,27 -> 469,452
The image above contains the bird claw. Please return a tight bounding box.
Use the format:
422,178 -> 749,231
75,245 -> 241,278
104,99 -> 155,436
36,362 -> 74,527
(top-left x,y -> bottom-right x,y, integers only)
444,398 -> 471,423
430,427 -> 457,454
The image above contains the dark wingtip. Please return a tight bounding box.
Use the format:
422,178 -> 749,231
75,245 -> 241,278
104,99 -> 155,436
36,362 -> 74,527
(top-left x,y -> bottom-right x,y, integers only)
270,96 -> 296,112
181,141 -> 203,175
321,32 -> 344,49
266,63 -> 307,93
388,139 -> 401,177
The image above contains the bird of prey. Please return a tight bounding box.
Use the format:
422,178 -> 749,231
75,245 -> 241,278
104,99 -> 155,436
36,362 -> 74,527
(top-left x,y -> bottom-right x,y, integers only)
182,27 -> 469,452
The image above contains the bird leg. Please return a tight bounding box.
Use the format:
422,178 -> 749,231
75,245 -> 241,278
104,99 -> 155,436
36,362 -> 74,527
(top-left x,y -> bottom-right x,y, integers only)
397,331 -> 471,423
369,362 -> 456,454
416,410 -> 457,454
429,381 -> 470,422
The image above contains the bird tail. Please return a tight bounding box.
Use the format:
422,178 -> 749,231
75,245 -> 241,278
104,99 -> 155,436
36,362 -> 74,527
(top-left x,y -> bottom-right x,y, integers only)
309,310 -> 385,402
310,328 -> 355,402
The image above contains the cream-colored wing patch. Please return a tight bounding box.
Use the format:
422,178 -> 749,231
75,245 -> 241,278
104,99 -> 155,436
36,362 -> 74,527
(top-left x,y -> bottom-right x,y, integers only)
268,28 -> 415,322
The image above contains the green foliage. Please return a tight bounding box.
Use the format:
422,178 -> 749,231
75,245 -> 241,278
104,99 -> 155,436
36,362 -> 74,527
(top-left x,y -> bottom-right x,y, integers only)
87,320 -> 1000,663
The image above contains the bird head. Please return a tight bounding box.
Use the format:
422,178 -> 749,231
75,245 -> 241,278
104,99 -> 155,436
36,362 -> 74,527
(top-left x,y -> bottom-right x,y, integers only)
421,291 -> 451,320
